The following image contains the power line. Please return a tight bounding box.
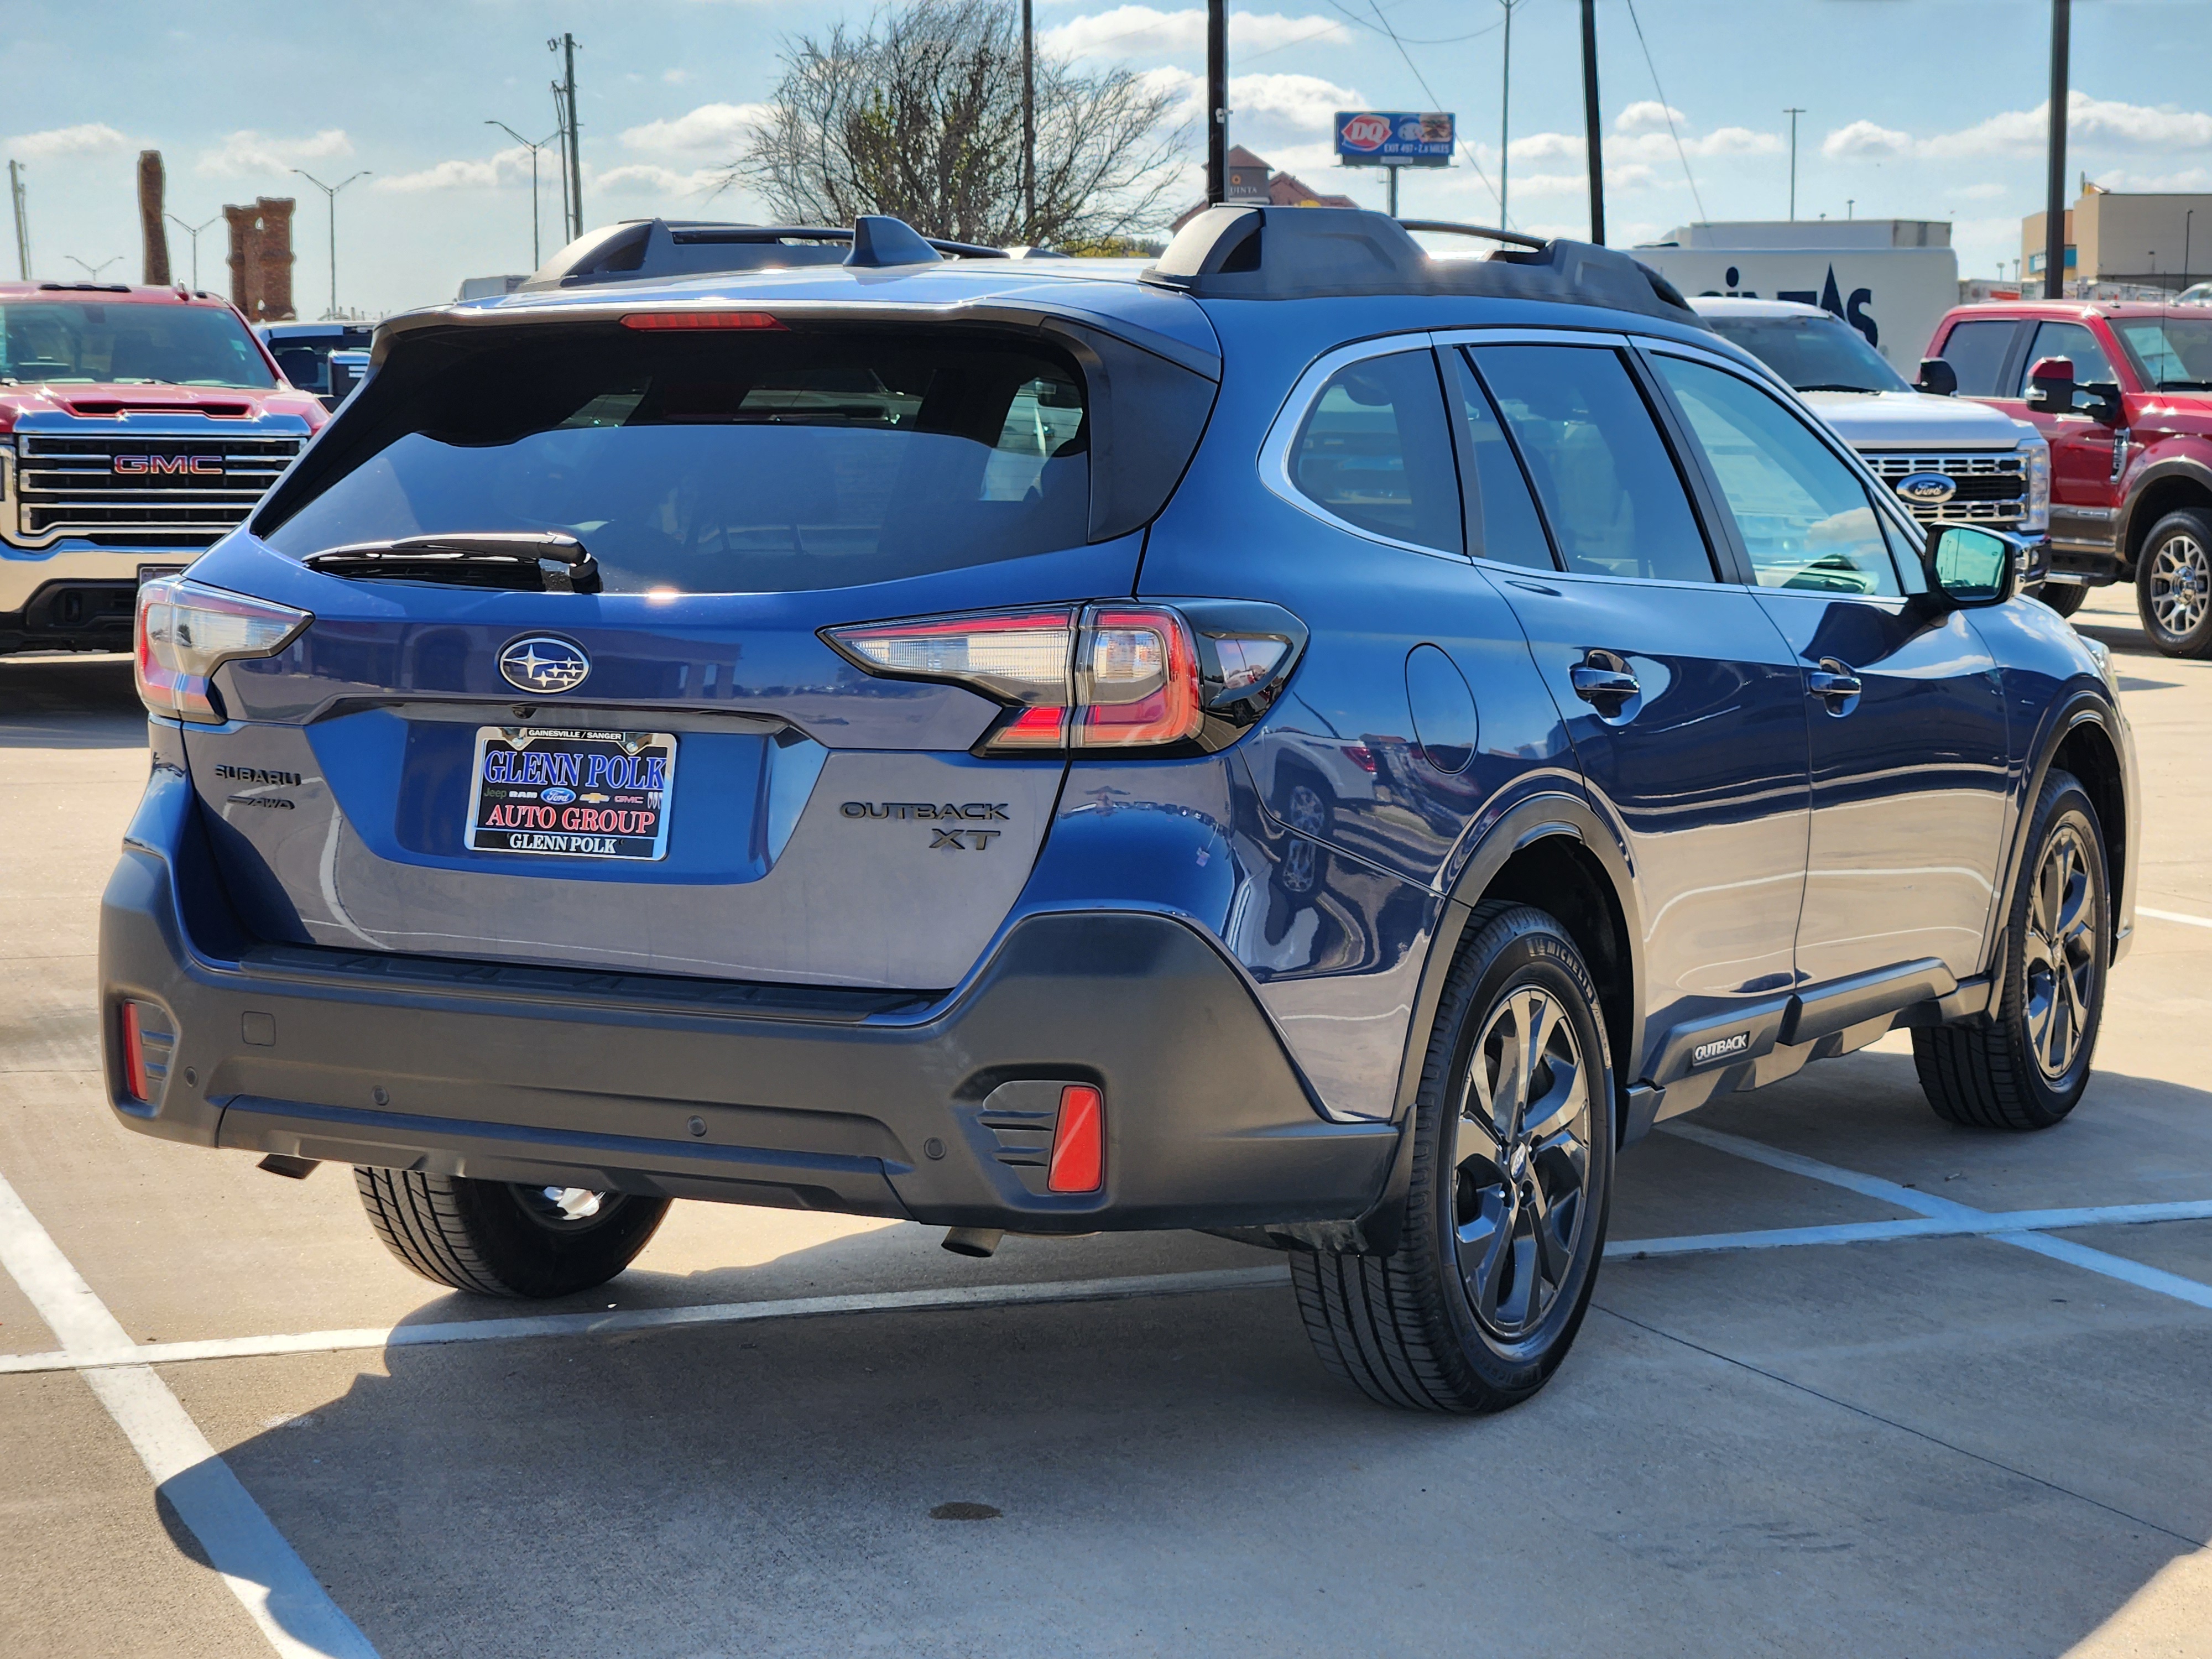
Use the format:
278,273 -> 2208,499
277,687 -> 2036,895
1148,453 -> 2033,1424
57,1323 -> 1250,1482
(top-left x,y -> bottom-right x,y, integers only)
1319,0 -> 1508,48
1352,0 -> 1506,220
1623,0 -> 1705,222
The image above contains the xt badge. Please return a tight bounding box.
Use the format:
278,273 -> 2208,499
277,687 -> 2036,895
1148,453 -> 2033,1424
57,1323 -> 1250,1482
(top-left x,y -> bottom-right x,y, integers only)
843,800 -> 1009,851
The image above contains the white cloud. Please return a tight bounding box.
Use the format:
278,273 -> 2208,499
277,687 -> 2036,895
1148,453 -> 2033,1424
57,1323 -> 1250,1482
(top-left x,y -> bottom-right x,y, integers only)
1822,119 -> 1911,160
1044,7 -> 1347,59
1516,123 -> 1781,165
1510,132 -> 1586,164
1830,94 -> 2212,165
1684,126 -> 1783,158
1953,181 -> 2009,200
594,163 -> 722,199
374,147 -> 541,194
1145,66 -> 1361,134
663,68 -> 693,85
6,122 -> 127,160
2089,165 -> 2212,192
619,102 -> 768,154
196,128 -> 354,179
1614,101 -> 1687,137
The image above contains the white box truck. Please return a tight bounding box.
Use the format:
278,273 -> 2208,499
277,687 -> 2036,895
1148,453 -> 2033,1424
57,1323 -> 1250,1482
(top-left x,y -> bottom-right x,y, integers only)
1635,220 -> 1960,376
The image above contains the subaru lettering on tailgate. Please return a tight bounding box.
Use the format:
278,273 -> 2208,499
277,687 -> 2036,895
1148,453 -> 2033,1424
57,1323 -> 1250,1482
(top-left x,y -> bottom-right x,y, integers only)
465,727 -> 676,861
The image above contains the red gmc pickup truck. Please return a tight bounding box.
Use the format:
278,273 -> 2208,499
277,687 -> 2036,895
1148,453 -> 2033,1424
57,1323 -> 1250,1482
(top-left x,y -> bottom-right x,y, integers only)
1926,300 -> 2212,656
0,282 -> 327,655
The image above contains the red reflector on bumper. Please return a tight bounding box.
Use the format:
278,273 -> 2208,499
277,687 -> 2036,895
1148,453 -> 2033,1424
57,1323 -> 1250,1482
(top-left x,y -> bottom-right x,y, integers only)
1047,1084 -> 1104,1193
121,1001 -> 154,1103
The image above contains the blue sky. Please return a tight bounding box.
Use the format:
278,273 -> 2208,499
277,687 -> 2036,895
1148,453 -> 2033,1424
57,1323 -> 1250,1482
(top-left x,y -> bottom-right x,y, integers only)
6,0 -> 2210,316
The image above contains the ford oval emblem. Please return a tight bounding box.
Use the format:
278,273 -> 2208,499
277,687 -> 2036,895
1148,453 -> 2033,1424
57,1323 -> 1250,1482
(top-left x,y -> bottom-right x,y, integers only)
499,635 -> 591,694
1896,471 -> 1958,506
540,786 -> 576,805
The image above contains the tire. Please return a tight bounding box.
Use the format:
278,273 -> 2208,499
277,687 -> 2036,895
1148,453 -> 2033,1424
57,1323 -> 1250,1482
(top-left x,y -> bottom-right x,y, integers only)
1291,902 -> 1614,1412
354,1167 -> 671,1298
1913,769 -> 2109,1131
2037,583 -> 2089,618
2135,508 -> 2212,658
1272,770 -> 1332,899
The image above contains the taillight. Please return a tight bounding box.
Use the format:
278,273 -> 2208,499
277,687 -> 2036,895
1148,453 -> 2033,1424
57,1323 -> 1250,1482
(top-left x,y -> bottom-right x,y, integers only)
135,577 -> 312,724
825,600 -> 1304,757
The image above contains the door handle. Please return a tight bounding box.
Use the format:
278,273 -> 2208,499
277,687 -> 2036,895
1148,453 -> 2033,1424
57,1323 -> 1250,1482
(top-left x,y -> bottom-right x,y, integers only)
1807,659 -> 1863,711
1570,655 -> 1641,703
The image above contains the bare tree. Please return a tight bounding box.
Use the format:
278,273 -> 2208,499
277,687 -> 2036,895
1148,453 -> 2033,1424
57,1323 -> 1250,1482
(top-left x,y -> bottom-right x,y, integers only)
725,0 -> 1185,247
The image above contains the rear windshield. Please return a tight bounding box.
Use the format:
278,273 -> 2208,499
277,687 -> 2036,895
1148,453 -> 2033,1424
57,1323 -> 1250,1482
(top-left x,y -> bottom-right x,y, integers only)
1700,314 -> 1908,395
0,300 -> 276,389
262,327 -> 1090,593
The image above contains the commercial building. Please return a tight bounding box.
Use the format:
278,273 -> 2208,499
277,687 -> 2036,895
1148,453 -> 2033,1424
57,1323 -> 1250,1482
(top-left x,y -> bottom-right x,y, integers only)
2023,187 -> 2212,293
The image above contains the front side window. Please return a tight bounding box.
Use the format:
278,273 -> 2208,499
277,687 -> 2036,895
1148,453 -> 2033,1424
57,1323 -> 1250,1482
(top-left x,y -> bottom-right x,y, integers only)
1937,319 -> 2021,397
2018,320 -> 2117,392
1653,354 -> 1900,597
2114,315 -> 2212,391
1472,344 -> 1715,583
0,301 -> 276,389
1288,350 -> 1461,552
262,327 -> 1089,594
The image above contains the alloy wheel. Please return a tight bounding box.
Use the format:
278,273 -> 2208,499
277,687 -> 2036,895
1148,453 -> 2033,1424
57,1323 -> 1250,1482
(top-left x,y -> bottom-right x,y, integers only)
2022,822 -> 2100,1081
2148,531 -> 2211,640
1278,782 -> 1326,894
1451,985 -> 1593,1339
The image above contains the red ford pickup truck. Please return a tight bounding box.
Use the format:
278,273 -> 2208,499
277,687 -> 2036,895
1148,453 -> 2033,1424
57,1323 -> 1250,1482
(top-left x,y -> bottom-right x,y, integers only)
1925,300 -> 2212,656
1,282 -> 327,655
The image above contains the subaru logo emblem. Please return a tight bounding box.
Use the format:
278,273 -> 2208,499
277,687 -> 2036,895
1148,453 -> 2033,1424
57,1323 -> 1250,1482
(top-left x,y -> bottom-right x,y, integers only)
1896,472 -> 1958,507
499,635 -> 591,694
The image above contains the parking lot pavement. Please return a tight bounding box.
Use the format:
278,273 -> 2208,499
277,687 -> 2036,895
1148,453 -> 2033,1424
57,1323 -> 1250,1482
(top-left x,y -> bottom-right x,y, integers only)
3,609 -> 2210,1658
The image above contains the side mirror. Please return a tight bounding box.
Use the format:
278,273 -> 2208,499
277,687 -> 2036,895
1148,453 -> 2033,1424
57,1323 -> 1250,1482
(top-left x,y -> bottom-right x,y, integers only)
1915,357 -> 1959,397
2080,379 -> 2124,425
1926,524 -> 2022,608
2024,354 -> 2076,414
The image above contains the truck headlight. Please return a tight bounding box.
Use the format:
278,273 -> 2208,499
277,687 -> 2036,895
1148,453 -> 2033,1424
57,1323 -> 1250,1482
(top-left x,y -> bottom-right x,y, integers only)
2022,439 -> 2051,534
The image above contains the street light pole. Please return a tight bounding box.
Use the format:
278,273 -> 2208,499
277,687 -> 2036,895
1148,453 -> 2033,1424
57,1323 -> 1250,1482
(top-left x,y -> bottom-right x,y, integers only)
65,254 -> 122,280
1783,108 -> 1804,220
2044,0 -> 2070,299
487,121 -> 561,268
1580,0 -> 1605,245
291,169 -> 370,320
164,213 -> 220,289
549,34 -> 583,243
1205,0 -> 1226,205
1499,0 -> 1517,225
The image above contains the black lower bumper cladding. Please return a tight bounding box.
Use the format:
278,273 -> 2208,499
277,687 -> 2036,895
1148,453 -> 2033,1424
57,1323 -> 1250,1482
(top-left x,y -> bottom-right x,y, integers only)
100,836 -> 1399,1233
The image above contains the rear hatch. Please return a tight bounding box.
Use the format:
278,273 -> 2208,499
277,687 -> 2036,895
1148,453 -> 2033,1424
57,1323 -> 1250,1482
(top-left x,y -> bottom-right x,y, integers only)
163,297 -> 1218,989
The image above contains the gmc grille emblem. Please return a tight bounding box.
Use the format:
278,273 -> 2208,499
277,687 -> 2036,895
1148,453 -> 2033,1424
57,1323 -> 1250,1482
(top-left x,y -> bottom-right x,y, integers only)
113,455 -> 224,476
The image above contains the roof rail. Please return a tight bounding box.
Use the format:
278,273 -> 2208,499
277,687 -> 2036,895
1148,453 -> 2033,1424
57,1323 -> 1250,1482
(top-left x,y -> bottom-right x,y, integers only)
517,216 -> 1018,292
1141,206 -> 1704,326
39,281 -> 133,294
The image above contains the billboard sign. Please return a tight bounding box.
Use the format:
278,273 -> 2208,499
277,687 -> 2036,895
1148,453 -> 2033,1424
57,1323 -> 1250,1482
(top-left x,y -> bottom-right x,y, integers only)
1335,111 -> 1454,168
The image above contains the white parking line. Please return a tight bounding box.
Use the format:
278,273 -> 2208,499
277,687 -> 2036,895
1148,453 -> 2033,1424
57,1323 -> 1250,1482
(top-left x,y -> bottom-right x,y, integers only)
2139,906 -> 2212,931
1665,1122 -> 2212,1311
0,1171 -> 379,1659
0,1265 -> 1295,1376
1610,1198 -> 2212,1259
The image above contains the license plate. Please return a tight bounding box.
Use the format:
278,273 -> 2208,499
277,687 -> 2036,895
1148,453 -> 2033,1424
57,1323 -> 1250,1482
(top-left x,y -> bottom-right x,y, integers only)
137,563 -> 190,586
465,727 -> 676,862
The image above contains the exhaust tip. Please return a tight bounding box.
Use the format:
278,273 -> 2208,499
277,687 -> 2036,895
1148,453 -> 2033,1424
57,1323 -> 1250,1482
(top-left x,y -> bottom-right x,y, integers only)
941,1226 -> 1004,1259
256,1154 -> 320,1180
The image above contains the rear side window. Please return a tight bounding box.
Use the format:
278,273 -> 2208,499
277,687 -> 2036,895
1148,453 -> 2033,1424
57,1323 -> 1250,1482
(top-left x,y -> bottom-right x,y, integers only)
1937,319 -> 2020,396
1288,350 -> 1462,553
1652,354 -> 1899,597
1472,345 -> 1715,583
1443,349 -> 1556,570
262,328 -> 1090,594
2018,320 -> 2117,392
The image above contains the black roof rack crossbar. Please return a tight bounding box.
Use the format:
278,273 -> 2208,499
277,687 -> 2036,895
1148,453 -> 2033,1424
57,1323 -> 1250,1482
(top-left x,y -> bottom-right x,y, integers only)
666,223 -> 1009,260
1140,205 -> 1707,327
517,216 -> 1014,291
1394,219 -> 1547,252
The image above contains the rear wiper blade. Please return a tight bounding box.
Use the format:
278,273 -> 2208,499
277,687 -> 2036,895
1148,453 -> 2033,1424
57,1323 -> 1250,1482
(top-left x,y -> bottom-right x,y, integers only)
302,531 -> 602,593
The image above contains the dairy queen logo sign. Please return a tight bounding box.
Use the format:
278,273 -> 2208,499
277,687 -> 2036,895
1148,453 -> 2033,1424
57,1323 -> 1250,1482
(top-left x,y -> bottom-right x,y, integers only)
1339,113 -> 1392,152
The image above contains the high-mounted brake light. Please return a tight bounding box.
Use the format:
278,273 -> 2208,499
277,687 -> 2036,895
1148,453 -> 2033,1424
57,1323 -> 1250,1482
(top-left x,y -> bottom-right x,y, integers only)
824,601 -> 1305,757
620,311 -> 786,331
134,577 -> 312,724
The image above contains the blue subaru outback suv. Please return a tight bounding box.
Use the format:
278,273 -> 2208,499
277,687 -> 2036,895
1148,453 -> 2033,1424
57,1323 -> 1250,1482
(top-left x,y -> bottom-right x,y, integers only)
101,208 -> 2137,1411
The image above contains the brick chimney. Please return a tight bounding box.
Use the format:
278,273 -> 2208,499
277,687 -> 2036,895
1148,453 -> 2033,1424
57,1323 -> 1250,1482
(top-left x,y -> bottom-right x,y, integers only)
223,197 -> 297,321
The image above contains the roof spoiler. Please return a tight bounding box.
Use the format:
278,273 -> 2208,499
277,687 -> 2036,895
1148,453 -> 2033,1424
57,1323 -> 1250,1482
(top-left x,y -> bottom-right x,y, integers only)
515,216 -> 1020,292
1140,206 -> 1705,325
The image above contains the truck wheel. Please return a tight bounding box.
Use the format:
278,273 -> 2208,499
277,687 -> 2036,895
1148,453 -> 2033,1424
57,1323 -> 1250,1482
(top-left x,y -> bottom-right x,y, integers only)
2037,583 -> 2089,619
1913,770 -> 2107,1131
354,1167 -> 671,1298
2136,509 -> 2212,658
1290,902 -> 1614,1412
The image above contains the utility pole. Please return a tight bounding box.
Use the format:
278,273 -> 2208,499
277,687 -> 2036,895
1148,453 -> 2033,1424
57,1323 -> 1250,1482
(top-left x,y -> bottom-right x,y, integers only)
1580,0 -> 1604,244
1021,0 -> 1036,240
292,169 -> 370,319
549,34 -> 584,243
1783,108 -> 1804,220
7,160 -> 29,279
488,121 -> 561,268
1206,0 -> 1227,205
2044,0 -> 2070,299
1499,0 -> 1517,225
165,213 -> 220,289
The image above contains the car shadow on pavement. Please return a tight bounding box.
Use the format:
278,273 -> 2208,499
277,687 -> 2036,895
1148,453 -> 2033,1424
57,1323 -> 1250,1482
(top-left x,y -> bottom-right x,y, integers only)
170,1166 -> 2210,1658
0,656 -> 147,749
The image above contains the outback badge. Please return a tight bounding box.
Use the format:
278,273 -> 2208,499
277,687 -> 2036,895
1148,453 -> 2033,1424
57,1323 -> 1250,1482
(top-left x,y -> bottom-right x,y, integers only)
499,635 -> 591,694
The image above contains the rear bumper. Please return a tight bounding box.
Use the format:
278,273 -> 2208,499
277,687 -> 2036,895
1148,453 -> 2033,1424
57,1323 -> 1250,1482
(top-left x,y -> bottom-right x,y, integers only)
98,786 -> 1397,1233
0,547 -> 198,654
